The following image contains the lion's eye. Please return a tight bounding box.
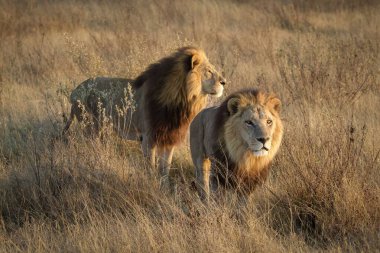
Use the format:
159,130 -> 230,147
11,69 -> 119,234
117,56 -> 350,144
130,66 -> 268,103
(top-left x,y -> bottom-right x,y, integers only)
205,70 -> 212,78
245,120 -> 254,127
267,119 -> 273,125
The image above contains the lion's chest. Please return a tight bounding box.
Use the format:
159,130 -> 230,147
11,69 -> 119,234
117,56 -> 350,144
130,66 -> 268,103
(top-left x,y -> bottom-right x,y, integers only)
213,150 -> 271,191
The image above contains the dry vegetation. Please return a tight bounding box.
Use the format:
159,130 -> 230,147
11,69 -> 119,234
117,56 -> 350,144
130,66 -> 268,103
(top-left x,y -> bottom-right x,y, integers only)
1,0 -> 379,252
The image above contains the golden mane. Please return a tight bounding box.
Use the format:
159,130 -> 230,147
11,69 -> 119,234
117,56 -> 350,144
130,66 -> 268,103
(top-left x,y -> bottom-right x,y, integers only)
224,91 -> 283,168
132,46 -> 213,146
133,47 -> 208,108
157,47 -> 207,107
223,90 -> 283,187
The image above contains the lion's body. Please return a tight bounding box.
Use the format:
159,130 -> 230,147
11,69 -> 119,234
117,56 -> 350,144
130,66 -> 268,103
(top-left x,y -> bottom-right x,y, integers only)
64,47 -> 226,182
63,77 -> 137,138
190,89 -> 283,200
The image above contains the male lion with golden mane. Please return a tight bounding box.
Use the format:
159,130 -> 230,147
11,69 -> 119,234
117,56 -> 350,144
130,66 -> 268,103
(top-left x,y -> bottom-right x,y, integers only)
63,46 -> 226,182
190,89 -> 283,201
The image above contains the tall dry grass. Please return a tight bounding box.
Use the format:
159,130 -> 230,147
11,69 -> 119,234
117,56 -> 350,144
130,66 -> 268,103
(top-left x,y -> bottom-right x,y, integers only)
0,0 -> 379,252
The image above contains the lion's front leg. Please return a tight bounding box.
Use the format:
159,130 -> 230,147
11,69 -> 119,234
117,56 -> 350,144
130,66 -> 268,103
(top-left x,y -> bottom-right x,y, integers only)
158,146 -> 174,188
195,158 -> 212,202
141,135 -> 157,169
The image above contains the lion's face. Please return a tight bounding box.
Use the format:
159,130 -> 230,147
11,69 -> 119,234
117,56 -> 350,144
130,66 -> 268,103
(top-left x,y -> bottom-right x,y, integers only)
238,106 -> 277,156
199,63 -> 226,97
188,53 -> 226,98
226,95 -> 282,157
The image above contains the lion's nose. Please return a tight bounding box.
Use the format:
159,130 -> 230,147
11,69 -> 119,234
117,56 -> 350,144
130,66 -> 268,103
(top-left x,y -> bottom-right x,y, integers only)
257,137 -> 269,145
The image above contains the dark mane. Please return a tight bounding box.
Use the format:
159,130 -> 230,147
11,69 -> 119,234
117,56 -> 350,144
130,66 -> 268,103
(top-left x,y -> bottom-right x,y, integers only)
133,47 -> 204,146
133,47 -> 193,90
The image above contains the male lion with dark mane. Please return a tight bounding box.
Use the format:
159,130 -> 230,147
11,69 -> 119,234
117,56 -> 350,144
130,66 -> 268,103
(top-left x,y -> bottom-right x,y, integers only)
190,89 -> 283,201
63,47 -> 226,183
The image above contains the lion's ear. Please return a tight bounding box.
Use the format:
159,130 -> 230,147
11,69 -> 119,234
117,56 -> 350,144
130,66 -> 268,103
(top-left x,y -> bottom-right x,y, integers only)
227,97 -> 240,115
267,96 -> 281,113
191,54 -> 201,69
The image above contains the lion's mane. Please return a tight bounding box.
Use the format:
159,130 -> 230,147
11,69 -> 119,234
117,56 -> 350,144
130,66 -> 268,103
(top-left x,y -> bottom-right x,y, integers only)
214,89 -> 283,190
134,47 -> 209,147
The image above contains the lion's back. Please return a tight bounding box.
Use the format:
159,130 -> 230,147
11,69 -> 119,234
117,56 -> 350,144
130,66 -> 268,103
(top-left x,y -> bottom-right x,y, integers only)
70,77 -> 134,105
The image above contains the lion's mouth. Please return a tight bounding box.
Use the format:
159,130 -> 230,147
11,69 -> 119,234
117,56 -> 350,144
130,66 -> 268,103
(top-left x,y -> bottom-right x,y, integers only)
206,87 -> 223,97
251,146 -> 269,157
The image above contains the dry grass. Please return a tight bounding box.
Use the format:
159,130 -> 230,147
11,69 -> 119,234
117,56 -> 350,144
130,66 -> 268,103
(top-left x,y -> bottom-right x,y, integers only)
1,0 -> 379,252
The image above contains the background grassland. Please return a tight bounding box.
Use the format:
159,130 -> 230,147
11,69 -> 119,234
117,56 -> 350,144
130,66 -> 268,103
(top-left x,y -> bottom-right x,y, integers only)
0,0 -> 379,252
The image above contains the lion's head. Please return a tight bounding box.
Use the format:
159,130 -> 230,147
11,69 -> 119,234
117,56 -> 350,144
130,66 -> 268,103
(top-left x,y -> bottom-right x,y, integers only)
156,47 -> 226,106
223,90 -> 283,163
185,48 -> 226,98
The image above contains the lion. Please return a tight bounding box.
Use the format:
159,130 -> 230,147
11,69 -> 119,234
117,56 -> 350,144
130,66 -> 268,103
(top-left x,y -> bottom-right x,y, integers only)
190,89 -> 283,201
63,46 -> 226,183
